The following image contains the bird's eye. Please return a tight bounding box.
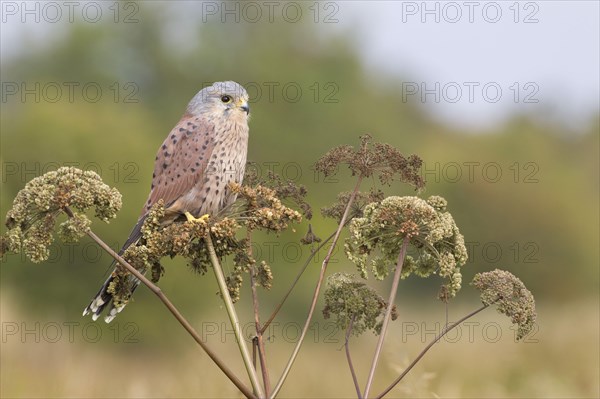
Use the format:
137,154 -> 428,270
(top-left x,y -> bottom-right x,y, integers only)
220,95 -> 232,103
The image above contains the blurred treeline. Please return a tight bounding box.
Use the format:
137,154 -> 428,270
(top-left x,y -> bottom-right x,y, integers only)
1,2 -> 598,329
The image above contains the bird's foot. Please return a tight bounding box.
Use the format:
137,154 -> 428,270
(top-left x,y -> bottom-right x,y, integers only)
184,212 -> 209,223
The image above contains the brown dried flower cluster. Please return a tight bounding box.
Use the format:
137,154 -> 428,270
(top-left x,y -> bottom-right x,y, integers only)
243,166 -> 312,219
314,134 -> 424,189
230,182 -> 303,233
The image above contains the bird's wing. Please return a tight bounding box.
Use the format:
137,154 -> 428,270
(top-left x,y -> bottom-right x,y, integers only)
142,114 -> 216,217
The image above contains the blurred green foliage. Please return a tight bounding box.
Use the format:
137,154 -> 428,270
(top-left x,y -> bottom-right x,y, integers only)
1,2 -> 598,329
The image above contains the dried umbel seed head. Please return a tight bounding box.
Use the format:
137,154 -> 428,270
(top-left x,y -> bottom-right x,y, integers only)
314,134 -> 424,190
242,166 -> 312,220
1,167 -> 122,262
345,195 -> 467,300
230,183 -> 303,233
472,269 -> 537,340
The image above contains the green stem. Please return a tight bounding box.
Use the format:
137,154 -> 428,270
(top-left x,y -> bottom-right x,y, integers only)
270,176 -> 363,398
345,316 -> 362,399
250,256 -> 271,396
204,234 -> 265,398
363,236 -> 410,398
248,231 -> 271,396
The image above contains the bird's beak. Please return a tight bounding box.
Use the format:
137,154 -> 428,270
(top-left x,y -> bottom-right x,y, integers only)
238,99 -> 250,114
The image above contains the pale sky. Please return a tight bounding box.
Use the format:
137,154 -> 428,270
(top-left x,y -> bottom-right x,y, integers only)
342,1 -> 600,129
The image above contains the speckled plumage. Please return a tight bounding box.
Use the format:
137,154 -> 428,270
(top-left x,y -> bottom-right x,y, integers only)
84,81 -> 250,322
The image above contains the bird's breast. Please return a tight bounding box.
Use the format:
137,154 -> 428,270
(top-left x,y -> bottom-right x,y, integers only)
185,121 -> 248,217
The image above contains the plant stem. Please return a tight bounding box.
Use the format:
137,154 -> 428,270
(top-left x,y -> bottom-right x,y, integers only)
363,236 -> 410,399
204,234 -> 265,398
374,302 -> 492,399
247,228 -> 271,396
62,207 -> 256,399
260,228 -> 339,334
270,176 -> 363,398
252,298 -> 270,396
345,316 -> 362,399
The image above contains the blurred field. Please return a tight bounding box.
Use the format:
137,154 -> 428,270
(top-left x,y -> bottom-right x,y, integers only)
1,292 -> 598,398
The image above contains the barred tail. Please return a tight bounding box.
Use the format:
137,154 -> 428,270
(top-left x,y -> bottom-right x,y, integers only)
83,216 -> 146,323
82,273 -> 141,323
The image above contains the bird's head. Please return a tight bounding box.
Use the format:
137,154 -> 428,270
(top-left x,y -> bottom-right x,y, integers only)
187,81 -> 250,122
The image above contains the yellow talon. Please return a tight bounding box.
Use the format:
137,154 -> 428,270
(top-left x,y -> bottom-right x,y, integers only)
184,212 -> 209,223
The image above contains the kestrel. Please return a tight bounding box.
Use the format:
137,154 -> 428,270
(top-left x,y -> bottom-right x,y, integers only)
84,81 -> 250,322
